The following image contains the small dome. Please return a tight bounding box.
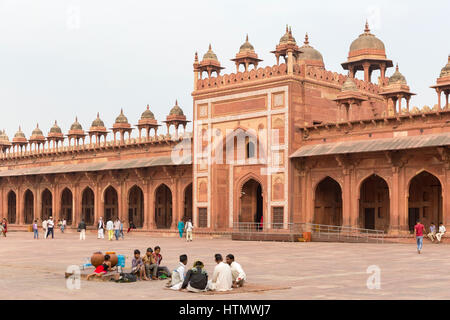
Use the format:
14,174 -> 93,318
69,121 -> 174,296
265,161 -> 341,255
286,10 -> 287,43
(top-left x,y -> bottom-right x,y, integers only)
14,126 -> 26,138
388,64 -> 407,85
115,109 -> 129,124
202,44 -> 218,61
439,55 -> 450,78
32,124 -> 43,136
349,21 -> 385,53
141,104 -> 155,120
91,113 -> 105,127
50,121 -> 62,134
70,117 -> 83,130
169,100 -> 184,116
239,34 -> 254,53
279,25 -> 296,44
0,130 -> 9,142
298,33 -> 324,62
341,78 -> 358,92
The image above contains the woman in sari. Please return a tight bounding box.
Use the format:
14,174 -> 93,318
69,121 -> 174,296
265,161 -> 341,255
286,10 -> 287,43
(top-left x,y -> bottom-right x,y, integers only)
177,219 -> 185,238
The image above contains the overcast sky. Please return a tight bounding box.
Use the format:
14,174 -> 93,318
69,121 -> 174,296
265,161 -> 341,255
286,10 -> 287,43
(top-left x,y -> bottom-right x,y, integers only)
0,0 -> 448,139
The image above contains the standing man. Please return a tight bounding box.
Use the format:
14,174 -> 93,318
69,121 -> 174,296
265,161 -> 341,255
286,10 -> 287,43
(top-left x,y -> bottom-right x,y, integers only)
97,217 -> 105,239
414,219 -> 425,254
47,216 -> 55,239
106,218 -> 114,241
185,219 -> 193,242
78,219 -> 87,240
61,219 -> 66,233
427,222 -> 437,242
119,219 -> 125,240
33,220 -> 39,239
113,217 -> 121,240
436,222 -> 446,243
42,218 -> 48,239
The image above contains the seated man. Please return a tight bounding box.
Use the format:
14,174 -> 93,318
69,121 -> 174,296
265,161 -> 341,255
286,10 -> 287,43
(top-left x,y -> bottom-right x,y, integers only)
142,248 -> 158,280
207,254 -> 232,291
131,249 -> 149,281
436,222 -> 446,243
153,246 -> 171,278
427,222 -> 436,242
87,254 -> 115,280
180,260 -> 208,292
226,254 -> 246,288
167,254 -> 188,290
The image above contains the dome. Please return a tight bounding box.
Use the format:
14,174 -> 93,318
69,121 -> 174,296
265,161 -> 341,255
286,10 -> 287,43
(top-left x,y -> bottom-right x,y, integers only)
14,127 -> 26,138
239,34 -> 254,53
388,64 -> 407,85
349,22 -> 385,53
50,121 -> 62,134
279,25 -> 296,44
439,55 -> 450,78
32,124 -> 43,136
91,113 -> 105,127
141,104 -> 155,120
341,78 -> 358,92
115,109 -> 129,124
0,130 -> 9,142
298,33 -> 324,62
70,117 -> 83,130
202,44 -> 218,61
169,100 -> 184,116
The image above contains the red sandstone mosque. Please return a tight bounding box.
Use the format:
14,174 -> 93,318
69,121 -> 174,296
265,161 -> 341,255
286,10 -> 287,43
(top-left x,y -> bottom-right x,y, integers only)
0,23 -> 449,236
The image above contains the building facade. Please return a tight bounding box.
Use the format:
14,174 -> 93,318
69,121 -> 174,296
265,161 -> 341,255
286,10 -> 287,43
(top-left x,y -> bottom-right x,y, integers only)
1,23 -> 449,235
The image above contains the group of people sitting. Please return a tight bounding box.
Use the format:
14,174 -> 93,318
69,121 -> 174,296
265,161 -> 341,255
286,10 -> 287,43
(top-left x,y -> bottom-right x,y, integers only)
427,222 -> 446,243
166,253 -> 246,292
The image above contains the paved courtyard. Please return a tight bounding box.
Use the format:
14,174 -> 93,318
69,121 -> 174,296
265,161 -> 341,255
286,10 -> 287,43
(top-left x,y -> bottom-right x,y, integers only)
0,231 -> 449,300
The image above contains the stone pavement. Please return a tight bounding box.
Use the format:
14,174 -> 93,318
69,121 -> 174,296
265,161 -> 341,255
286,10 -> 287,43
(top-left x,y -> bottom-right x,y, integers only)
0,231 -> 449,300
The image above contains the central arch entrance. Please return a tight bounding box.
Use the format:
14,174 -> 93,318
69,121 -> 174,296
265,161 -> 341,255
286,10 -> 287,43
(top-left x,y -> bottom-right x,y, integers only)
41,189 -> 53,220
314,177 -> 342,226
82,187 -> 95,225
128,185 -> 144,228
239,179 -> 263,225
7,191 -> 16,224
183,183 -> 193,221
408,171 -> 442,233
61,188 -> 73,225
155,184 -> 172,229
24,190 -> 34,224
359,175 -> 390,231
104,186 -> 118,222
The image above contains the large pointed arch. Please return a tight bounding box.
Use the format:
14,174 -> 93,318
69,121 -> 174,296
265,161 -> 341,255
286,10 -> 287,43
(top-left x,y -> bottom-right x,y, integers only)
359,174 -> 390,231
7,190 -> 16,224
103,185 -> 118,222
41,188 -> 53,220
23,189 -> 34,224
81,187 -> 95,225
314,176 -> 342,226
128,185 -> 144,228
61,188 -> 73,225
154,183 -> 172,229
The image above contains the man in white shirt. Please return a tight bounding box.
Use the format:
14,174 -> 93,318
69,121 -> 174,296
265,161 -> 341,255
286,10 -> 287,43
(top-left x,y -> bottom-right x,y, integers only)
106,219 -> 114,241
97,217 -> 105,239
226,254 -> 246,288
168,254 -> 188,290
185,219 -> 194,242
42,219 -> 48,239
113,218 -> 121,240
47,216 -> 55,239
436,222 -> 446,243
207,254 -> 232,291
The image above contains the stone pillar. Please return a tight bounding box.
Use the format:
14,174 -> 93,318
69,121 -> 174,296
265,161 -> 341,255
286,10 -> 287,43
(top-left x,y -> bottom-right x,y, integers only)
443,167 -> 450,229
73,184 -> 79,227
350,169 -> 359,228
143,182 -> 150,230
171,180 -> 179,229
437,88 -> 441,109
119,181 -> 126,222
287,49 -> 294,75
362,62 -> 370,82
398,166 -> 409,234
36,186 -> 41,221
95,184 -> 101,223
388,167 -> 400,234
348,66 -> 355,78
147,182 -> 155,229
18,188 -> 24,225
342,170 -> 352,227
380,63 -> 386,84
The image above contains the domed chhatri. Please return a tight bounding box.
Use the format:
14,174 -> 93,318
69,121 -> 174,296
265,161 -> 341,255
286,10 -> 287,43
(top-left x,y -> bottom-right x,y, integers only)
297,33 -> 324,68
430,55 -> 450,110
0,130 -> 10,143
91,112 -> 106,129
388,64 -> 407,85
439,55 -> 450,78
279,25 -> 296,45
196,44 -> 224,78
49,120 -> 62,134
231,34 -> 263,72
31,123 -> 44,137
271,25 -> 302,66
202,43 -> 219,62
168,100 -> 185,118
114,109 -> 129,125
165,100 -> 190,140
70,117 -> 83,131
341,21 -> 393,83
141,104 -> 155,120
341,78 -> 358,92
14,126 -> 26,139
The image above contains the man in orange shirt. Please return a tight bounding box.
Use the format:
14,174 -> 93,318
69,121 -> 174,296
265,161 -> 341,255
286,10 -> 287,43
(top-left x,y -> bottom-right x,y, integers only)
414,219 -> 425,254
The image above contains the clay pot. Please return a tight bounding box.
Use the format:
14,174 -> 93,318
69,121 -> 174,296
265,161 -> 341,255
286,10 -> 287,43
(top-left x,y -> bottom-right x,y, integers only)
105,251 -> 118,267
91,252 -> 104,267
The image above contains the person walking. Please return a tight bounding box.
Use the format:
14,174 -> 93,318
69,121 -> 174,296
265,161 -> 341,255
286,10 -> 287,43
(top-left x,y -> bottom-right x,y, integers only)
119,220 -> 124,240
178,219 -> 185,239
414,219 -> 425,254
114,218 -> 121,240
42,218 -> 48,239
78,219 -> 87,240
106,218 -> 114,241
1,218 -> 7,237
185,219 -> 193,242
46,216 -> 55,239
97,217 -> 105,239
32,220 -> 39,239
61,219 -> 66,233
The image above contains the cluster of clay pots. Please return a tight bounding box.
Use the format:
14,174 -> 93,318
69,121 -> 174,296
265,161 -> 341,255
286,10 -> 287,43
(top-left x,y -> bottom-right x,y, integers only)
91,251 -> 118,267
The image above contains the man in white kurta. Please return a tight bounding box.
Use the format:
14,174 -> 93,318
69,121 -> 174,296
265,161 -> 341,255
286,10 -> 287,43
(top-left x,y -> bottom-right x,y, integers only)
226,254 -> 246,287
207,254 -> 232,291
